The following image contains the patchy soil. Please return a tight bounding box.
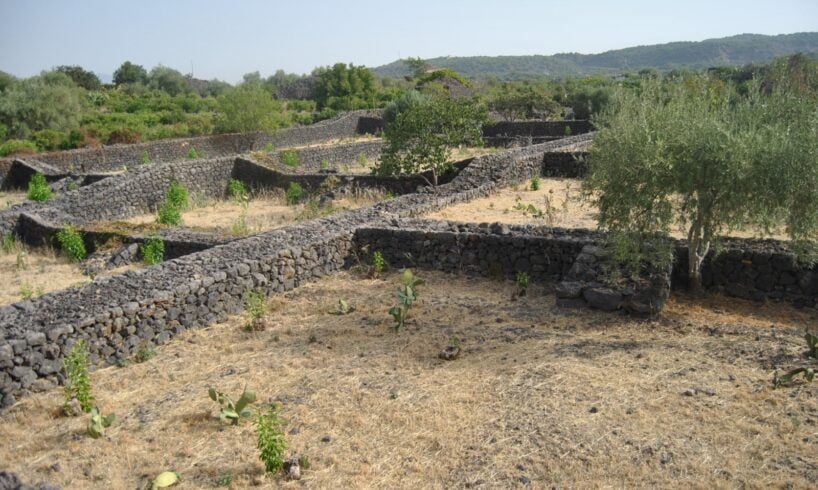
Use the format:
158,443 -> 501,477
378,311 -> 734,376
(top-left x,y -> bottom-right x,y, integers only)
321,146 -> 497,175
2,271 -> 816,488
114,191 -> 385,237
0,242 -> 136,305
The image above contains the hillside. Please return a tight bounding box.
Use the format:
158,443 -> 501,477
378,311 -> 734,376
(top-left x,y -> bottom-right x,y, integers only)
373,32 -> 818,79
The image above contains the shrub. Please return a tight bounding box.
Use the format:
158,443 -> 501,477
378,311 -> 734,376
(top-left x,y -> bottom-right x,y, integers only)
141,237 -> 165,265
27,172 -> 53,201
285,182 -> 304,205
167,180 -> 189,209
105,128 -> 141,145
280,150 -> 300,167
156,200 -> 182,225
187,147 -> 203,159
564,125 -> 573,136
229,178 -> 248,201
256,405 -> 287,474
64,339 -> 94,413
356,152 -> 368,167
530,175 -> 540,191
56,226 -> 86,261
0,139 -> 38,157
141,150 -> 152,165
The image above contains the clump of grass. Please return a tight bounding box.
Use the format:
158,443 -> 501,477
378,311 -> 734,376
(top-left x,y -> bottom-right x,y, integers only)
27,172 -> 53,201
356,152 -> 368,167
256,404 -> 287,474
280,150 -> 300,167
56,226 -> 86,261
141,150 -> 152,165
530,175 -> 541,191
64,339 -> 94,414
134,343 -> 156,363
141,237 -> 165,265
187,147 -> 203,159
2,233 -> 22,254
286,182 -> 304,205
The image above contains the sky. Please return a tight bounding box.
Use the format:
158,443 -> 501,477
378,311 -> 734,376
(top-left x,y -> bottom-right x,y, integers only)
0,0 -> 816,83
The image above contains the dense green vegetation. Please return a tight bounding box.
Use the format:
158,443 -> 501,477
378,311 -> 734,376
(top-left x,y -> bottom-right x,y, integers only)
374,33 -> 818,79
1,41 -> 816,161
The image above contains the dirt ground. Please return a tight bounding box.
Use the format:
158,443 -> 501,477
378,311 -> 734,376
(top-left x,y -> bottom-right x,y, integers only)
426,177 -> 791,240
0,241 -> 135,305
1,190 -> 28,209
2,270 -> 816,489
321,146 -> 497,175
120,191 -> 385,236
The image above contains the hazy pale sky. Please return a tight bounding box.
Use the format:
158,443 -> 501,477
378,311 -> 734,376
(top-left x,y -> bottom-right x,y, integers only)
1,0 -> 816,83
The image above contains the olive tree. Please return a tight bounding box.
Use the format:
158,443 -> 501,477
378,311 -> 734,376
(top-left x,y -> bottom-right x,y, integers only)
375,97 -> 488,186
585,75 -> 818,291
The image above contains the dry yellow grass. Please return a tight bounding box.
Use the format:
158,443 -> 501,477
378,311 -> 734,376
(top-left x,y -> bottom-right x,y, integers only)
122,192 -> 385,236
1,190 -> 28,209
0,241 -> 138,305
426,177 -> 792,240
2,270 -> 816,488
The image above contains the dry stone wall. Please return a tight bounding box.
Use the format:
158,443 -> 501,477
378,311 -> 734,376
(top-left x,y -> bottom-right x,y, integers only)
2,130 -> 816,411
0,134 -> 594,408
0,110 -> 382,180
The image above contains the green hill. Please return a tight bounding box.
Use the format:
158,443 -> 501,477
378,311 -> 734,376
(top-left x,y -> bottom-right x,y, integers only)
373,32 -> 818,80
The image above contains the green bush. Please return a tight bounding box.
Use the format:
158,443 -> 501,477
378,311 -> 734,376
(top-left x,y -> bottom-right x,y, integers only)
256,405 -> 286,474
530,175 -> 541,191
229,178 -> 248,201
279,150 -> 300,167
141,237 -> 165,265
285,182 -> 304,205
187,147 -> 203,159
0,139 -> 37,157
56,226 -> 86,261
156,200 -> 182,225
27,172 -> 54,201
167,180 -> 189,209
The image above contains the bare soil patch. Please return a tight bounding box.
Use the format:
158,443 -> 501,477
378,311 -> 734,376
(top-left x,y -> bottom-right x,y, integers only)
2,271 -> 816,488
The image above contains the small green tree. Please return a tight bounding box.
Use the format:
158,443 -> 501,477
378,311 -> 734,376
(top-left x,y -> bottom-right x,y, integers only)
585,75 -> 818,291
256,405 -> 286,474
375,98 -> 488,185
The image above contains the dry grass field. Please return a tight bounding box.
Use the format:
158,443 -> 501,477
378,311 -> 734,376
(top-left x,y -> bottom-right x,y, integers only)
118,191 -> 386,236
2,270 -> 816,488
426,177 -> 791,240
0,242 -> 134,305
